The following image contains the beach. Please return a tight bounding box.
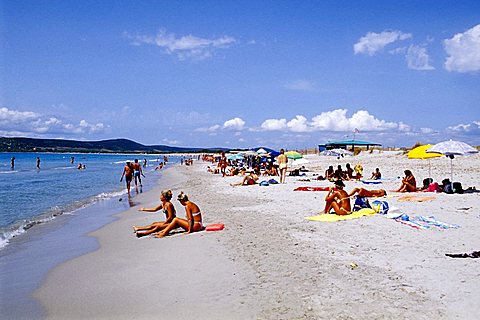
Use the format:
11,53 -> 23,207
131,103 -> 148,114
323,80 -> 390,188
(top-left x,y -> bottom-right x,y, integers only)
34,151 -> 480,319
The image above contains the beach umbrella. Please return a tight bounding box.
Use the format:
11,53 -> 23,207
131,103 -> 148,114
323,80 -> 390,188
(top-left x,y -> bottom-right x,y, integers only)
227,154 -> 244,161
426,140 -> 478,182
256,148 -> 268,154
285,151 -> 303,160
407,144 -> 442,178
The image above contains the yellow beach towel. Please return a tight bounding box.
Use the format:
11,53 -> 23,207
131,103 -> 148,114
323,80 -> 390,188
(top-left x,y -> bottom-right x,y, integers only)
305,208 -> 376,222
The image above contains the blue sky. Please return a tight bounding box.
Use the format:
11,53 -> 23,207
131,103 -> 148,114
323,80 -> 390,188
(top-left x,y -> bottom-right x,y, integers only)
1,0 -> 479,149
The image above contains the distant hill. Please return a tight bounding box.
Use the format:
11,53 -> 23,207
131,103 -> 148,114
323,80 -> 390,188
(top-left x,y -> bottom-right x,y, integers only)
0,137 -> 229,153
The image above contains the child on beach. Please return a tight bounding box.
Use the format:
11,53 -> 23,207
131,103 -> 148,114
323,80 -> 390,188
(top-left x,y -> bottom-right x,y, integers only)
324,180 -> 352,215
155,192 -> 203,238
133,190 -> 176,237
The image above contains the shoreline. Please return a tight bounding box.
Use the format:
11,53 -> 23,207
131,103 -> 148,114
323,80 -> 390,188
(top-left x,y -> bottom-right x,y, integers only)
34,153 -> 480,319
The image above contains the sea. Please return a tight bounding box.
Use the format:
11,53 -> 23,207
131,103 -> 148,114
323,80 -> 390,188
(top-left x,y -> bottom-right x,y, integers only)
0,152 -> 180,318
0,152 -> 176,248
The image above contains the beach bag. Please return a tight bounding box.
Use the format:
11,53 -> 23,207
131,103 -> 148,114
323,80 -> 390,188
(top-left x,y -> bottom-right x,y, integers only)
371,200 -> 389,214
452,182 -> 463,194
268,179 -> 279,184
353,196 -> 371,212
259,180 -> 270,186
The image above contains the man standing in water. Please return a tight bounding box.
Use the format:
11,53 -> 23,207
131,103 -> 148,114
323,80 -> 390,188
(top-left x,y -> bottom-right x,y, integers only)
132,159 -> 145,187
36,157 -> 41,169
11,157 -> 15,169
120,161 -> 133,194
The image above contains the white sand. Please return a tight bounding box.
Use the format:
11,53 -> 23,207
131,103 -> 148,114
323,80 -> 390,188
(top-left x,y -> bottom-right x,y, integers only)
35,151 -> 480,319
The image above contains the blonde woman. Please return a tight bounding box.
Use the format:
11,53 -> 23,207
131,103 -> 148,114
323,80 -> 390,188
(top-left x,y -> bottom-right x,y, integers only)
155,192 -> 203,238
133,190 -> 176,237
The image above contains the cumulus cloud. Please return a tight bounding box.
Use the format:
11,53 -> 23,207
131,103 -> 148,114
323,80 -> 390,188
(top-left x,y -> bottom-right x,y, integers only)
447,121 -> 480,135
257,109 -> 398,133
0,107 -> 107,137
405,45 -> 435,70
127,28 -> 236,61
223,117 -> 245,130
311,109 -> 397,132
444,24 -> 480,72
284,80 -> 314,91
260,119 -> 287,131
354,30 -> 412,55
287,115 -> 310,132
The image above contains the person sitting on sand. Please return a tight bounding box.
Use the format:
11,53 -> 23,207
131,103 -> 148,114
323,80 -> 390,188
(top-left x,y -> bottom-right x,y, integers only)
354,164 -> 363,180
395,170 -> 417,192
133,190 -> 176,237
325,165 -> 335,181
323,180 -> 352,215
348,187 -> 387,197
230,171 -> 259,186
345,163 -> 354,179
370,168 -> 382,180
155,192 -> 203,238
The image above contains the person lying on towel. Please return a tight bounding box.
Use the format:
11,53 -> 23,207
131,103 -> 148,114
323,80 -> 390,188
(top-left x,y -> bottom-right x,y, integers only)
348,188 -> 387,197
323,180 -> 352,215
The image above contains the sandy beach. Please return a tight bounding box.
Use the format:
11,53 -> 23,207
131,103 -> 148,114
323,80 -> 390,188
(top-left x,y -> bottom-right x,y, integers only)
34,151 -> 480,319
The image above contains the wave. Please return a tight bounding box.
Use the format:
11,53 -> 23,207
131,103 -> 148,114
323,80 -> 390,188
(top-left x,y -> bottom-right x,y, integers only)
0,188 -> 127,250
0,170 -> 17,174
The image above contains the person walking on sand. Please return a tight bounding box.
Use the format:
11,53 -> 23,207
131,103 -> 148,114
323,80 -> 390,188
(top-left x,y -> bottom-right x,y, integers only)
36,157 -> 41,169
156,192 -> 203,238
132,159 -> 145,187
277,149 -> 288,183
120,161 -> 133,194
395,170 -> 417,192
324,180 -> 352,215
133,190 -> 176,237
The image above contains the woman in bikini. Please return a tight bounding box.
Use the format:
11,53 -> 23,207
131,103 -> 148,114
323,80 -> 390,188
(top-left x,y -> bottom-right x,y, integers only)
395,170 -> 417,192
133,190 -> 176,237
277,149 -> 288,184
348,187 -> 387,197
155,192 -> 203,238
323,180 -> 352,215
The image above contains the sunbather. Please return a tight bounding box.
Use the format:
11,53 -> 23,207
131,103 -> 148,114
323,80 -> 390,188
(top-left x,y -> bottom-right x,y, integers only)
155,192 -> 203,238
230,171 -> 259,186
133,190 -> 176,237
323,180 -> 352,215
348,187 -> 387,197
395,170 -> 417,192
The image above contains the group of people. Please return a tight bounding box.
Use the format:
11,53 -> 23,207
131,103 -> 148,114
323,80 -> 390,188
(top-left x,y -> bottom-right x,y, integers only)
120,159 -> 146,194
133,190 -> 203,238
318,163 -> 380,182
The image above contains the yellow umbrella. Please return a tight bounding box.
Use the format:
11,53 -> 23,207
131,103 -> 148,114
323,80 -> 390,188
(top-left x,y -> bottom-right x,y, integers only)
284,151 -> 303,159
407,144 -> 442,178
407,144 -> 442,159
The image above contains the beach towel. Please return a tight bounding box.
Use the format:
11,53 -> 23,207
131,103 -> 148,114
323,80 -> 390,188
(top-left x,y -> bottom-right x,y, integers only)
305,208 -> 376,222
394,215 -> 459,230
293,186 -> 330,192
397,195 -> 436,202
362,180 -> 382,184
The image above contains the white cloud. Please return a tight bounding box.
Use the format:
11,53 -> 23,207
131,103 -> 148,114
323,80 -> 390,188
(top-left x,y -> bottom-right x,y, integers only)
195,124 -> 221,132
447,121 -> 480,135
405,45 -> 435,70
260,118 -> 287,131
354,30 -> 412,56
310,109 -> 397,132
420,127 -> 435,134
0,107 -> 107,137
444,24 -> 480,72
162,138 -> 179,145
284,79 -> 314,91
127,28 -> 236,61
223,117 -> 245,130
287,115 -> 310,132
398,122 -> 412,132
